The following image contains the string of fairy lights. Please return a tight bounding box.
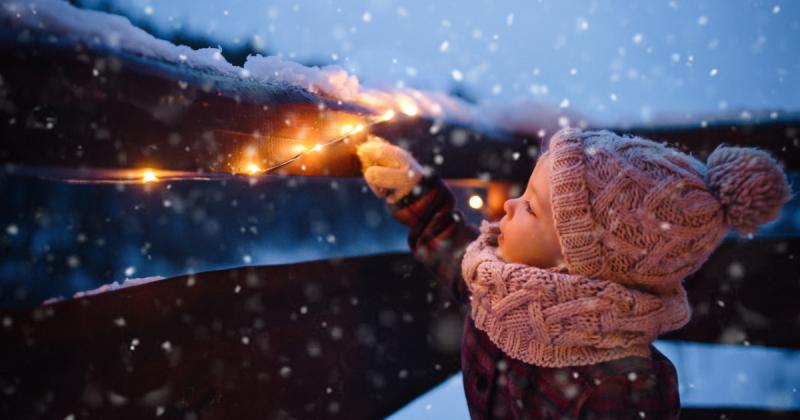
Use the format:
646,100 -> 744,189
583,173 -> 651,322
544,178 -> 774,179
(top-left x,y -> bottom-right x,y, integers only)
74,105 -> 486,210
250,109 -> 396,175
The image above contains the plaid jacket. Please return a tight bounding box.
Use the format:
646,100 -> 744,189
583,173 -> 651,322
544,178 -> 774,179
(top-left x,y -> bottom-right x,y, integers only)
392,176 -> 681,420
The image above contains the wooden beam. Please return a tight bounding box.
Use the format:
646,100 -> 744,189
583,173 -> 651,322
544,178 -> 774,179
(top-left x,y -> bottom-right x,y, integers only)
0,32 -> 372,178
0,254 -> 463,418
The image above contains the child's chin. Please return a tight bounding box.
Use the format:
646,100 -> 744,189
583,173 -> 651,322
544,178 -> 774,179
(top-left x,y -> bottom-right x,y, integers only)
496,246 -> 507,262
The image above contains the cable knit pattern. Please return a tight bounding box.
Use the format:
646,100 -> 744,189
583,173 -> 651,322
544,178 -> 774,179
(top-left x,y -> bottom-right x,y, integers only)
462,221 -> 691,367
546,128 -> 603,278
546,128 -> 782,293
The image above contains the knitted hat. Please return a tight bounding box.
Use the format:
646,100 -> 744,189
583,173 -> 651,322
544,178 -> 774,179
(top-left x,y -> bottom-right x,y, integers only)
546,128 -> 791,294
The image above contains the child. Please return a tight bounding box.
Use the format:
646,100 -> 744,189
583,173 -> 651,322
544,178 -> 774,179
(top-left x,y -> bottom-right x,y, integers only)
357,128 -> 791,419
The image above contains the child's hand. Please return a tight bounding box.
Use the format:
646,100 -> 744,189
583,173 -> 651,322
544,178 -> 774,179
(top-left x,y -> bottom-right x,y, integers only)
356,136 -> 424,204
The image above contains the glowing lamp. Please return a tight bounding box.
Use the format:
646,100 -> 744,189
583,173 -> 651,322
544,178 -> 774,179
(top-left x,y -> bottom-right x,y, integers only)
468,194 -> 484,209
142,169 -> 158,183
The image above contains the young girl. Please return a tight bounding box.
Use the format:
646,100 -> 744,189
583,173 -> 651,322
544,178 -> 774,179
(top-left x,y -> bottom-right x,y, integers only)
357,128 -> 791,419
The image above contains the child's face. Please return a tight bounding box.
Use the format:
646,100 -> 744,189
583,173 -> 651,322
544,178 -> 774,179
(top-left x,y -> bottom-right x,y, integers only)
498,155 -> 564,268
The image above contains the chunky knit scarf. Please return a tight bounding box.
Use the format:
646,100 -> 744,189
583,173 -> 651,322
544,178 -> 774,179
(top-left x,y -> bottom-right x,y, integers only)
461,221 -> 692,367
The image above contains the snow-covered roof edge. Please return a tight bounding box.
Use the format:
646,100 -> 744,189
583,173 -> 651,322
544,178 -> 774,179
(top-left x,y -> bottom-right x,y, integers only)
1,0 -> 579,137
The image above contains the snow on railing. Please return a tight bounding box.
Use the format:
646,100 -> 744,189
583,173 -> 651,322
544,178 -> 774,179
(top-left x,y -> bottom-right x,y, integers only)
0,0 -> 569,137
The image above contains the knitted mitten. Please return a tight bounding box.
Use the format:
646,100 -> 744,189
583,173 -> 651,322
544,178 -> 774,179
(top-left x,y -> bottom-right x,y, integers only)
357,136 -> 425,204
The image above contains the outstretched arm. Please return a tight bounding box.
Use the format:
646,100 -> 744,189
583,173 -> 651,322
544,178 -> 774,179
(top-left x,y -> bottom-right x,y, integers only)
357,138 -> 479,304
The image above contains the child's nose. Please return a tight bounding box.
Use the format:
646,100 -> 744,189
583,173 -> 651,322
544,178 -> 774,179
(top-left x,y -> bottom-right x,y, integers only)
503,198 -> 516,217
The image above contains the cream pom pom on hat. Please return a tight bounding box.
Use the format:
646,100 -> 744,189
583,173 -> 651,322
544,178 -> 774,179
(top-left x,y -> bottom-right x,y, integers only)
545,128 -> 792,294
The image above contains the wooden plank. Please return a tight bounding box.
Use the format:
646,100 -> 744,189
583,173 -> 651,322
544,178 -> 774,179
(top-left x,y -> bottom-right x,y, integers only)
0,254 -> 463,419
664,237 -> 800,348
626,121 -> 800,170
0,31 -> 370,177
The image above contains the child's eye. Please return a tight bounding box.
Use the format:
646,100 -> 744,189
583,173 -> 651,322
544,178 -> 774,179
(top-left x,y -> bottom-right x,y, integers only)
525,201 -> 536,215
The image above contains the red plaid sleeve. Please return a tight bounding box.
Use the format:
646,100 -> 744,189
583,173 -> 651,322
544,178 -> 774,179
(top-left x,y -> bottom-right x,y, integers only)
578,347 -> 681,419
390,175 -> 480,304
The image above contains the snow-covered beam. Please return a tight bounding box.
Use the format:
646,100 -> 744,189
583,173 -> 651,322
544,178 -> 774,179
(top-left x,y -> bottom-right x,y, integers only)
0,32 -> 539,182
0,0 -> 533,182
0,33 -> 377,177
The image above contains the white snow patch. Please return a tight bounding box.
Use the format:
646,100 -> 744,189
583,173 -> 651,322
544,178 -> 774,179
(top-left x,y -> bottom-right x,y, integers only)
243,55 -> 360,101
42,276 -> 165,305
73,276 -> 165,298
1,0 -> 240,77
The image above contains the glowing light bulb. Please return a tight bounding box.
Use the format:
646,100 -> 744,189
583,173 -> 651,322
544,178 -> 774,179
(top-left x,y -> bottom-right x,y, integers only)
246,163 -> 262,175
312,144 -> 323,152
468,195 -> 484,209
399,100 -> 419,117
339,124 -> 354,135
142,169 -> 158,183
291,144 -> 308,154
340,123 -> 366,137
381,110 -> 395,121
